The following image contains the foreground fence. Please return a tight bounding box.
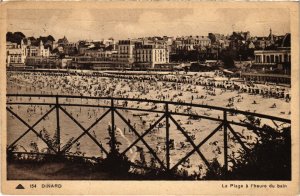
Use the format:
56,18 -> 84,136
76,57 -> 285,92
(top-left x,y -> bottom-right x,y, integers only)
6,94 -> 291,177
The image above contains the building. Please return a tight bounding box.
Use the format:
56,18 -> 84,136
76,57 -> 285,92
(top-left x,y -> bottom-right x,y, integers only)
57,36 -> 69,47
6,42 -> 26,67
102,38 -> 117,50
254,49 -> 291,65
60,56 -> 73,68
36,35 -> 56,51
71,39 -> 170,70
64,42 -> 78,55
85,48 -> 117,60
71,56 -> 120,70
253,48 -> 290,75
77,41 -> 95,55
25,40 -> 50,57
134,43 -> 169,69
25,55 -> 58,68
253,29 -> 290,50
254,33 -> 291,68
20,39 -> 50,58
253,49 -> 291,74
172,36 -> 211,52
117,40 -> 136,67
228,31 -> 251,50
7,36 -> 51,67
240,72 -> 291,84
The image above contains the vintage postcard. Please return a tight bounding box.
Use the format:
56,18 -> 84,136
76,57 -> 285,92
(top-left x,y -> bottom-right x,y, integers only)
0,1 -> 299,195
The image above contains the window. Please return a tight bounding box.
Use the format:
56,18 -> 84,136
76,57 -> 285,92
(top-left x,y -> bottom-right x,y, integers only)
284,54 -> 288,62
270,55 -> 274,63
266,56 -> 270,63
279,55 -> 282,63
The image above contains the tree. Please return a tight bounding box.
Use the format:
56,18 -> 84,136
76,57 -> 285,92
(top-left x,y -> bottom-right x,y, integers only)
47,35 -> 55,42
14,32 -> 25,39
6,31 -> 26,44
220,49 -> 235,68
205,124 -> 291,180
6,32 -> 13,41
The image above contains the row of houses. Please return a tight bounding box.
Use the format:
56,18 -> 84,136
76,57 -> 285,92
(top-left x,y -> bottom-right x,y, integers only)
6,29 -> 291,72
6,37 -> 172,70
6,40 -> 50,67
71,40 -> 171,70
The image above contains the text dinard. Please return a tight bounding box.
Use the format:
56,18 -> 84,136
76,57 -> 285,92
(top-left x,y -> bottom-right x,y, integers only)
41,184 -> 62,188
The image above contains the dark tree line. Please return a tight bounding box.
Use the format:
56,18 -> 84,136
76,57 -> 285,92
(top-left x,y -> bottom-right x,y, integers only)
205,124 -> 291,180
6,32 -> 25,44
7,32 -> 55,47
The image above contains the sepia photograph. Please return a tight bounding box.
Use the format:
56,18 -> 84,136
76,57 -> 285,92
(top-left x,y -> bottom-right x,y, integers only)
1,1 -> 299,195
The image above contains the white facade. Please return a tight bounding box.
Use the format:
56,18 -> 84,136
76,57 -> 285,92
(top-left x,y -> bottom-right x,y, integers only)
6,42 -> 26,66
254,50 -> 291,64
117,40 -> 135,64
173,36 -> 211,51
6,39 -> 50,67
134,44 -> 169,67
85,49 -> 117,60
26,40 -> 50,57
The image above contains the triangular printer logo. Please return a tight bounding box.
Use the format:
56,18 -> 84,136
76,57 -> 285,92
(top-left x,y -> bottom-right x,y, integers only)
16,184 -> 25,189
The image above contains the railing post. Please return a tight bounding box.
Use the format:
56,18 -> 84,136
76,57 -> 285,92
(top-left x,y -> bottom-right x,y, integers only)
55,95 -> 60,154
165,103 -> 170,171
111,98 -> 116,152
223,110 -> 228,172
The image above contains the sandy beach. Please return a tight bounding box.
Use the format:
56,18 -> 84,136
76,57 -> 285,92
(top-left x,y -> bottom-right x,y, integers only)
6,71 -> 291,177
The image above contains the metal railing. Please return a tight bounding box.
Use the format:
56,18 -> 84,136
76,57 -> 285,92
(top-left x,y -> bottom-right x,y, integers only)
6,94 -> 291,174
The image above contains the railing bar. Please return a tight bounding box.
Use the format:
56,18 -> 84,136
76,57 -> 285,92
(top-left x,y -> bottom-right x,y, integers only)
6,101 -> 291,124
227,124 -> 250,153
6,93 -> 291,122
169,115 -> 211,169
171,122 -> 223,171
56,96 -> 60,153
7,106 -> 56,148
114,106 -> 164,114
61,104 -> 109,109
7,102 -> 111,109
7,103 -> 290,125
6,107 -> 58,154
165,103 -> 170,170
6,94 -> 291,174
61,108 -> 111,154
5,93 -> 235,110
59,106 -> 108,155
223,111 -> 228,172
7,102 -> 56,106
115,110 -> 167,170
111,99 -> 116,152
121,113 -> 166,155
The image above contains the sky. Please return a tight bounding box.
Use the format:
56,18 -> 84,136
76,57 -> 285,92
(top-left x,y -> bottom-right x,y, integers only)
7,8 -> 290,42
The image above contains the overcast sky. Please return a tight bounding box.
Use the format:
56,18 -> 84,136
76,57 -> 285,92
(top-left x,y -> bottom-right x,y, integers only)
7,8 -> 290,42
